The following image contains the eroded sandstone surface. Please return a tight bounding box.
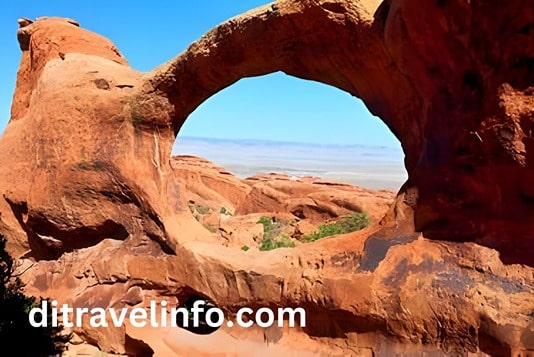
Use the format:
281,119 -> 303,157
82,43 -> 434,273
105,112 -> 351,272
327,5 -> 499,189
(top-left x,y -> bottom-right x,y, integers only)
171,155 -> 395,249
1,0 -> 533,355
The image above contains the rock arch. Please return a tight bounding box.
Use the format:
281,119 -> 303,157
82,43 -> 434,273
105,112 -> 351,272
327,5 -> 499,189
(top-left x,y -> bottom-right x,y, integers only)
2,0 -> 533,263
6,1 -> 532,265
138,0 -> 533,266
0,0 -> 533,353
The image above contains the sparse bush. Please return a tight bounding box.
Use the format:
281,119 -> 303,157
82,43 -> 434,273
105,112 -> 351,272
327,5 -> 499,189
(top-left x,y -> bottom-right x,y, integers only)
0,235 -> 71,356
202,223 -> 217,233
257,216 -> 295,251
241,245 -> 250,251
259,234 -> 295,251
190,204 -> 211,215
188,203 -> 216,232
257,216 -> 273,232
220,207 -> 232,215
303,212 -> 371,242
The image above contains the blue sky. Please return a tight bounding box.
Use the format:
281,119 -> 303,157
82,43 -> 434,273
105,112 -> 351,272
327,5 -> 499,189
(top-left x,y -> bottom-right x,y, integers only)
0,1 -> 401,148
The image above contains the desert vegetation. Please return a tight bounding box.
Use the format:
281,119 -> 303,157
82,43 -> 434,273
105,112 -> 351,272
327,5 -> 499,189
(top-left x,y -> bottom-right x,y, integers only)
302,212 -> 371,242
254,212 -> 371,251
189,202 -> 218,232
0,236 -> 71,356
257,216 -> 295,251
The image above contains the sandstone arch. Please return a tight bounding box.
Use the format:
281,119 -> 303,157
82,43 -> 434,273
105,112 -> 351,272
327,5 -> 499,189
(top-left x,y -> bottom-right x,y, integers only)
0,0 -> 533,354
139,0 -> 533,266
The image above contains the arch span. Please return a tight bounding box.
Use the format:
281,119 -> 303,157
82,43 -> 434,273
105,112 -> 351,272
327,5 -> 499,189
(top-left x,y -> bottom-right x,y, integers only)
138,0 -> 534,265
2,0 -> 532,266
143,0 -> 422,164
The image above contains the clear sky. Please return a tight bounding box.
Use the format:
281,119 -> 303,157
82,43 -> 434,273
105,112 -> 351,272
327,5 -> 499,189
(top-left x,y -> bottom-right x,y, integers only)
0,1 -> 401,148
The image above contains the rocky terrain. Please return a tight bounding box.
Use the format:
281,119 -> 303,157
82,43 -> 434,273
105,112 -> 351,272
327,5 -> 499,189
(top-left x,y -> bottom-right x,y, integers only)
0,0 -> 533,355
171,155 -> 395,249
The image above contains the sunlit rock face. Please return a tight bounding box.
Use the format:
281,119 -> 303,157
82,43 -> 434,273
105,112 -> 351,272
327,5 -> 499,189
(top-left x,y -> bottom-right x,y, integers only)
1,0 -> 533,355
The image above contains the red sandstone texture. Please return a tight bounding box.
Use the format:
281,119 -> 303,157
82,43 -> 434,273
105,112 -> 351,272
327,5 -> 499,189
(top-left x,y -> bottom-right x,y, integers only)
0,0 -> 533,355
171,155 -> 394,248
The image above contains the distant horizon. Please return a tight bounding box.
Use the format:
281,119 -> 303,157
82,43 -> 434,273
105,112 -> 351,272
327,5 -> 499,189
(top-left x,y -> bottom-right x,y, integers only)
172,136 -> 407,190
175,135 -> 404,151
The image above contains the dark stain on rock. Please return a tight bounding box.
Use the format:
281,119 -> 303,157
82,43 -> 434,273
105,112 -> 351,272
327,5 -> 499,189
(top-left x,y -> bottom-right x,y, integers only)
382,257 -> 444,287
359,233 -> 420,272
32,272 -> 48,291
331,251 -> 360,270
433,271 -> 475,293
383,258 -> 409,286
94,78 -> 110,90
488,274 -> 532,294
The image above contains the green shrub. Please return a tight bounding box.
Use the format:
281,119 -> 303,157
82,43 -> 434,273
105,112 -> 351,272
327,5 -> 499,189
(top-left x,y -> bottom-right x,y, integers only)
259,234 -> 295,251
241,245 -> 250,251
257,216 -> 295,251
257,216 -> 273,232
303,212 -> 371,242
220,207 -> 234,216
202,223 -> 217,233
0,236 -> 71,355
194,204 -> 211,215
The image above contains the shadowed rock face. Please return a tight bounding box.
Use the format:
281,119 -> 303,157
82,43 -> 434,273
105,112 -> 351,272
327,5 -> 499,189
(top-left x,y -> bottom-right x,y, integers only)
1,0 -> 533,355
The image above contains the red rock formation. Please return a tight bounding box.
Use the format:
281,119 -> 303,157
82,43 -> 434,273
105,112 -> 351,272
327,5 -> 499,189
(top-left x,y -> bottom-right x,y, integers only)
171,155 -> 393,222
171,155 -> 394,248
142,0 -> 534,266
0,1 -> 532,355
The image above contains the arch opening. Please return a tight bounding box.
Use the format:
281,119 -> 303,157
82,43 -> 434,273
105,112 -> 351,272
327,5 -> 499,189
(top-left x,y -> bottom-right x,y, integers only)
170,72 -> 407,250
173,72 -> 407,189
